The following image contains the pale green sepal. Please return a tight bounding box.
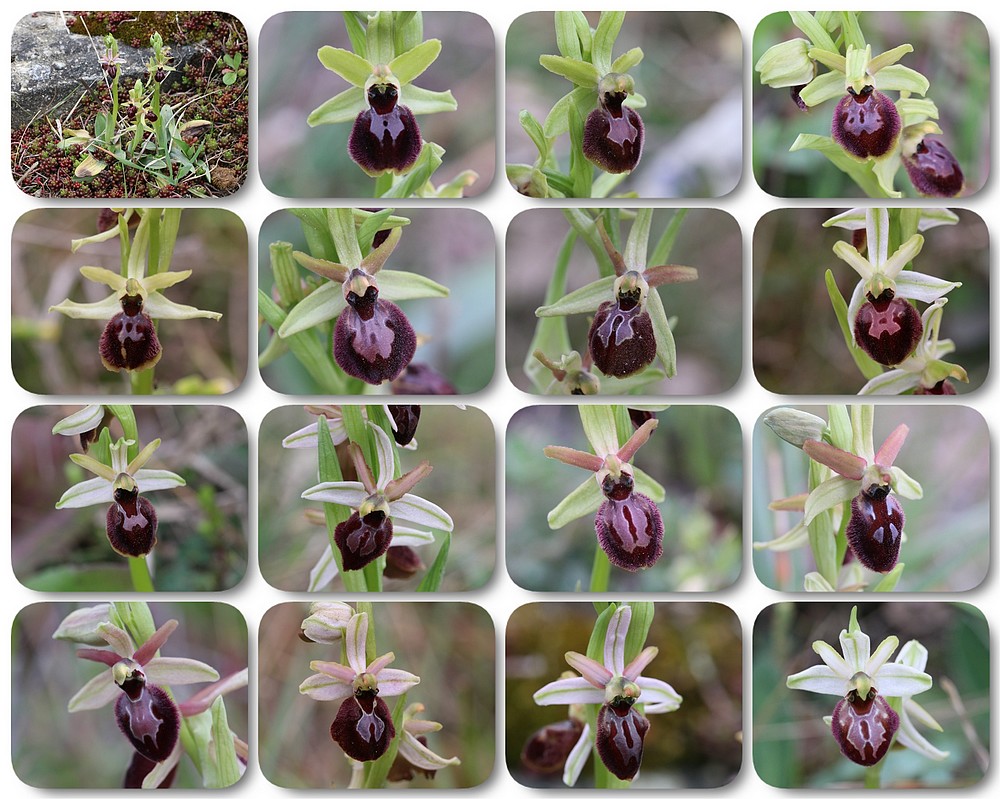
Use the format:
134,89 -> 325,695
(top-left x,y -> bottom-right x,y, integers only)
579,405 -> 619,458
49,294 -> 121,320
375,269 -> 450,301
555,11 -> 583,60
880,234 -> 924,279
547,475 -> 602,529
317,46 -> 373,87
645,288 -> 677,378
535,276 -> 614,317
804,475 -> 858,524
873,563 -> 905,592
309,545 -> 339,592
277,282 -> 346,338
803,572 -> 835,592
144,657 -> 220,685
787,664 -> 843,692
797,71 -> 845,106
808,47 -> 846,74
401,84 -> 457,115
890,467 -> 923,500
53,404 -> 105,436
328,209 -> 362,269
624,92 -> 646,109
790,135 -> 901,198
611,47 -> 643,73
827,405 -> 852,452
68,671 -> 118,712
875,63 -> 929,95
307,86 -> 366,126
789,11 -> 838,53
540,54 -> 600,88
142,292 -> 222,321
893,271 -> 960,303
623,209 -> 652,272
389,39 -> 441,84
832,241 -> 875,280
874,663 -> 932,697
858,370 -> 922,395
204,695 -> 242,787
592,11 -> 625,75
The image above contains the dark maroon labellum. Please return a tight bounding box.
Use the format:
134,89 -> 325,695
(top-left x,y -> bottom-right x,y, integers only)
154,68 -> 166,82
846,487 -> 904,573
104,63 -> 119,79
145,111 -> 158,124
521,718 -> 585,775
115,683 -> 180,762
583,91 -> 643,173
789,84 -> 808,111
100,295 -> 162,373
596,699 -> 649,781
903,138 -> 964,198
334,288 -> 416,384
123,750 -> 178,788
589,299 -> 656,378
391,362 -> 458,395
627,408 -> 655,431
383,545 -> 425,579
914,379 -> 957,395
387,405 -> 421,446
334,510 -> 393,570
348,84 -> 422,175
832,87 -> 900,159
106,487 -> 158,557
854,290 -> 922,366
331,690 -> 395,761
831,689 -> 899,767
595,474 -> 663,571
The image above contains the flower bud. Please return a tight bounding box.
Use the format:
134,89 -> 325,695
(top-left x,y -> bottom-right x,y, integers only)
763,408 -> 827,448
830,687 -> 899,766
334,510 -> 394,570
902,138 -> 964,198
594,474 -> 663,571
832,87 -> 900,159
520,718 -> 585,774
334,278 -> 416,384
113,662 -> 180,762
756,38 -> 814,88
301,602 -> 354,643
854,290 -> 922,366
100,294 -> 162,373
583,75 -> 643,174
914,379 -> 957,395
391,362 -> 458,395
106,478 -> 158,558
123,750 -> 177,788
388,405 -> 421,446
595,699 -> 649,781
383,545 -> 425,579
52,603 -> 113,645
349,82 -> 423,176
846,486 -> 904,573
331,690 -> 395,761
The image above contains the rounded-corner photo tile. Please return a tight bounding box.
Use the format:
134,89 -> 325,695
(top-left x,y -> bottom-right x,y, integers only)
11,404 -> 249,592
753,601 -> 989,788
506,11 -> 742,198
12,601 -> 249,788
506,601 -> 742,788
506,405 -> 741,592
752,404 -> 989,593
752,207 -> 988,395
258,404 -> 495,592
11,11 -> 249,199
258,11 -> 495,199
258,207 -> 495,395
752,11 -> 988,198
11,207 -> 249,395
506,208 -> 742,396
259,601 -> 495,788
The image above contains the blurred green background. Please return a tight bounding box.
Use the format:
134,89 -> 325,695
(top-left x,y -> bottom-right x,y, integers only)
506,209 -> 743,395
506,405 -> 741,592
752,12 -> 989,197
259,208 -> 496,394
258,405 -> 495,591
752,208 -> 989,394
506,602 -> 742,787
258,12 -> 495,197
506,11 -> 743,197
258,602 -> 494,787
12,602 -> 248,788
753,603 -> 989,788
752,405 -> 990,592
11,405 -> 249,591
11,208 -> 248,394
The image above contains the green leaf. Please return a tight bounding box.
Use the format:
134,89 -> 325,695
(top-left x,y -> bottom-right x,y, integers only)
839,12 -> 866,51
307,86 -> 366,126
623,602 -> 653,662
586,604 -> 619,662
207,697 -> 242,787
524,231 -> 575,390
543,86 -> 593,138
270,241 -> 302,306
826,404 -> 852,452
366,10 -> 395,66
579,405 -> 619,457
328,208 -> 363,269
519,110 -> 550,159
872,563 -> 904,592
394,12 -> 422,53
648,209 -> 687,266
592,11 -> 625,75
343,11 -> 367,59
790,135 -> 900,198
788,11 -> 838,53
259,290 -> 345,392
317,416 -> 366,591
572,12 -> 593,61
623,209 -> 652,272
567,99 -> 592,199
539,54 -> 600,88
645,288 -> 677,378
611,46 -> 643,73
824,269 -> 884,379
390,39 -> 441,84
535,276 -> 614,317
417,531 -> 450,591
554,11 -> 582,59
381,142 -> 443,198
399,85 -> 457,115
317,46 -> 372,87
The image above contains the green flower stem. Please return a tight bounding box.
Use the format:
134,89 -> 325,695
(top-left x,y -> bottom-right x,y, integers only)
108,74 -> 120,147
131,365 -> 155,395
864,757 -> 885,788
316,416 -> 367,592
147,211 -> 161,276
128,555 -> 155,592
590,544 -> 612,592
374,172 -> 393,198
